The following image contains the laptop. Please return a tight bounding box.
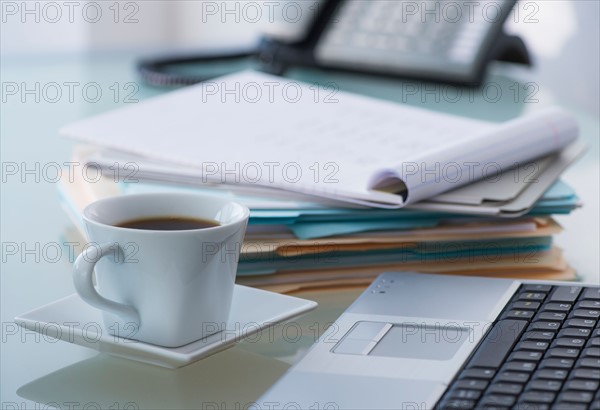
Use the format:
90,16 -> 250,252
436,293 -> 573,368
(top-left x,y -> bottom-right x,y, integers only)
259,272 -> 599,409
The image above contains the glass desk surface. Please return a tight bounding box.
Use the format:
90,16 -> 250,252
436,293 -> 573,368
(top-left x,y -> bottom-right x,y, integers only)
1,52 -> 598,409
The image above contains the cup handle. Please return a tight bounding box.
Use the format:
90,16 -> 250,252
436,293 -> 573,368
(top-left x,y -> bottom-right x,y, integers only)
73,243 -> 139,324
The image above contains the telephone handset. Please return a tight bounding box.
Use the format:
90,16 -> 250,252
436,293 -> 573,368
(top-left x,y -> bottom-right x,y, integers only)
138,0 -> 531,87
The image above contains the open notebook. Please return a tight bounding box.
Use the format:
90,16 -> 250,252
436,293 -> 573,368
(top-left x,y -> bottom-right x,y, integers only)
60,71 -> 579,208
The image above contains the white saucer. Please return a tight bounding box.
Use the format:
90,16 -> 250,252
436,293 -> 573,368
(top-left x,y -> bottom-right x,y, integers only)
15,285 -> 317,368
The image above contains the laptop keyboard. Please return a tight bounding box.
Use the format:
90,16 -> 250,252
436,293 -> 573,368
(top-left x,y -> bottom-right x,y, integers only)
437,284 -> 600,410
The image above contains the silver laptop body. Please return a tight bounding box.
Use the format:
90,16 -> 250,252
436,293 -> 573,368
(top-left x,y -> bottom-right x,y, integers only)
259,272 -> 582,409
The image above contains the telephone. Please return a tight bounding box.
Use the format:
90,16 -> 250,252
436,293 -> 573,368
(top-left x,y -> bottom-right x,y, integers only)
138,0 -> 531,87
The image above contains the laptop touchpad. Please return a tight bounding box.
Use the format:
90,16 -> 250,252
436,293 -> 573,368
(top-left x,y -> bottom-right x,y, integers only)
370,324 -> 469,360
333,321 -> 470,360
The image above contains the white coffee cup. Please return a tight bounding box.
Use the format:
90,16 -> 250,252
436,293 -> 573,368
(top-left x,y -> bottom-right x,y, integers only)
73,193 -> 249,347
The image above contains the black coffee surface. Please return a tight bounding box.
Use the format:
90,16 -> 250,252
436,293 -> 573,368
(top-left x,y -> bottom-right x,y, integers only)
116,216 -> 219,231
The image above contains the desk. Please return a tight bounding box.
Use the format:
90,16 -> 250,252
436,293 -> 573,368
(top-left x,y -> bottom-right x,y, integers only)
1,51 -> 598,408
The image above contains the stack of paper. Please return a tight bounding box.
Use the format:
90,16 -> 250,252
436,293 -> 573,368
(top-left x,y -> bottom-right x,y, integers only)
59,147 -> 580,293
58,71 -> 586,293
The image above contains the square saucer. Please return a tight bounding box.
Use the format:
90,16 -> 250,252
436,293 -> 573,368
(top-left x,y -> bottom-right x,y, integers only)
15,285 -> 317,368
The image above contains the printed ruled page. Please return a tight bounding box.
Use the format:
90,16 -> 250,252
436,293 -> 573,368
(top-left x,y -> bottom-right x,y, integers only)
60,71 -> 577,207
369,107 -> 579,204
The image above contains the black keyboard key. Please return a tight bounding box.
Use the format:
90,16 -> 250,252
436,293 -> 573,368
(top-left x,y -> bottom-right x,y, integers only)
504,310 -> 535,320
571,309 -> 600,319
534,312 -> 567,322
570,368 -> 600,379
535,312 -> 567,321
565,318 -> 596,329
528,322 -> 561,332
503,361 -> 537,373
581,288 -> 600,301
523,285 -> 552,293
588,337 -> 600,347
581,347 -> 600,357
594,329 -> 600,337
459,368 -> 495,380
537,358 -> 574,369
544,347 -> 581,359
487,383 -> 523,395
467,320 -> 527,369
558,328 -> 591,338
557,391 -> 594,403
509,351 -> 543,362
522,331 -> 555,342
553,403 -> 589,410
541,303 -> 572,312
519,292 -> 547,302
494,371 -> 530,384
516,341 -> 549,352
526,379 -> 563,392
532,369 -> 569,381
479,394 -> 516,407
448,389 -> 481,400
519,391 -> 555,404
515,403 -> 550,410
454,379 -> 488,390
512,301 -> 541,311
437,399 -> 475,409
565,379 -> 600,391
577,300 -> 600,309
577,358 -> 600,368
549,286 -> 583,303
551,338 -> 586,348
